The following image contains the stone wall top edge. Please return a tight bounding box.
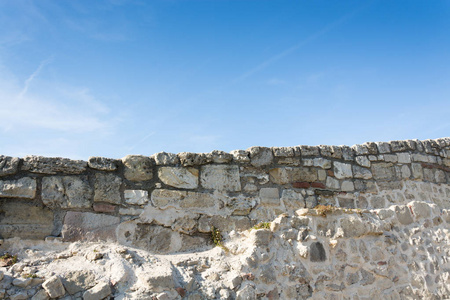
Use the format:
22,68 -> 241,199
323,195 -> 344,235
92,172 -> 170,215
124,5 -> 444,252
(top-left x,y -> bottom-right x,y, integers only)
1,137 -> 449,165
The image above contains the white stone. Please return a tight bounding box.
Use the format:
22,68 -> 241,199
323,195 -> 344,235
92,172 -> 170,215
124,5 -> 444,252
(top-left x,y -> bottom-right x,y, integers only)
259,188 -> 280,205
326,177 -> 340,189
356,156 -> 371,167
0,177 -> 36,199
397,153 -> 411,164
341,180 -> 355,191
334,162 -> 353,179
201,165 -> 241,191
313,158 -> 331,169
158,167 -> 198,189
124,190 -> 149,205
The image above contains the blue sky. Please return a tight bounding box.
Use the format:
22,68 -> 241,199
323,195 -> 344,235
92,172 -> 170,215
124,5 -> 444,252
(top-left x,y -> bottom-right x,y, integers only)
0,0 -> 449,159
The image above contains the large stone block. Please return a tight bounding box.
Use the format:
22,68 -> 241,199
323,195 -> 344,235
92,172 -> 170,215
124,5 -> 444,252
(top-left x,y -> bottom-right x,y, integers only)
61,211 -> 120,242
259,188 -> 280,205
42,176 -> 93,209
333,162 -> 353,179
151,189 -> 220,213
94,173 -> 122,204
0,177 -> 36,199
151,152 -> 180,165
371,163 -> 396,180
124,190 -> 149,205
248,146 -> 273,167
0,202 -> 54,239
158,167 -> 198,189
0,156 -> 20,176
87,157 -> 118,171
269,167 -> 318,184
122,155 -> 154,181
200,165 -> 241,191
22,156 -> 87,174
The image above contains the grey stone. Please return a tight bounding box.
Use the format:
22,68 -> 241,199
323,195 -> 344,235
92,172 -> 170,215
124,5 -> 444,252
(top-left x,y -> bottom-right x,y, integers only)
299,145 -> 320,156
210,150 -> 233,163
411,163 -> 423,179
326,177 -> 340,189
124,190 -> 149,205
248,146 -> 273,167
334,162 -> 353,179
151,152 -> 180,165
42,176 -> 93,209
352,166 -> 372,179
395,205 -> 414,225
201,165 -> 241,191
236,285 -> 256,300
145,265 -> 175,292
313,158 -> 331,169
409,201 -> 431,219
259,188 -> 279,205
178,152 -> 211,166
269,167 -> 318,184
10,292 -> 28,300
159,167 -> 198,189
122,155 -> 154,181
94,173 -> 122,204
359,269 -> 375,285
42,276 -> 65,299
230,150 -> 250,163
250,229 -> 272,246
0,156 -> 20,176
151,189 -> 220,212
310,242 -> 327,262
397,153 -> 411,164
0,177 -> 36,199
61,211 -> 120,242
356,156 -> 371,167
61,270 -> 96,294
22,156 -> 87,174
272,147 -> 295,157
340,216 -> 366,237
371,163 -> 396,180
0,202 -> 53,239
375,142 -> 391,154
341,180 -> 355,191
352,144 -> 369,155
82,282 -> 111,300
87,157 -> 118,171
12,278 -> 33,288
31,289 -> 49,300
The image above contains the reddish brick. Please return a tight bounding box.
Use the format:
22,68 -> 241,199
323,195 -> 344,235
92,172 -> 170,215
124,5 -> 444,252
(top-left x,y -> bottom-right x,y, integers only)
93,203 -> 116,213
293,182 -> 310,188
327,170 -> 334,177
311,182 -> 326,189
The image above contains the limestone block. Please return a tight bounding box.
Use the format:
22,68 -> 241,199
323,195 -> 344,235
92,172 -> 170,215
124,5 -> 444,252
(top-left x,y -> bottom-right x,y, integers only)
119,207 -> 144,215
397,153 -> 411,164
0,156 -> 20,176
87,157 -> 118,171
0,202 -> 54,239
236,285 -> 256,300
313,158 -> 331,169
178,152 -> 211,166
326,177 -> 340,189
401,165 -> 411,178
94,173 -> 122,204
394,205 -> 413,225
151,152 -> 180,165
83,282 -> 111,300
270,167 -> 318,184
408,201 -> 431,219
230,150 -> 250,163
310,242 -> 327,262
375,142 -> 391,154
201,165 -> 241,191
248,146 -> 273,167
334,162 -> 353,179
352,166 -> 372,179
339,216 -> 367,237
210,150 -> 233,163
272,146 -> 295,157
159,167 -> 198,189
124,190 -> 149,205
151,189 -> 220,212
371,163 -> 396,180
355,156 -> 371,167
61,211 -> 120,242
42,176 -> 92,209
259,187 -> 280,205
61,270 -> 96,295
250,229 -> 272,246
0,177 -> 36,199
299,145 -> 320,156
31,290 -> 49,300
352,144 -> 369,155
22,156 -> 87,174
281,189 -> 304,210
42,276 -> 65,299
411,163 -> 423,179
122,155 -> 154,181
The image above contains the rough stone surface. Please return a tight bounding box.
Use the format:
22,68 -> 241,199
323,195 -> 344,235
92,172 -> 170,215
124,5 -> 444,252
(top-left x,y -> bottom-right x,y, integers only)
201,165 -> 241,191
87,156 -> 118,171
159,167 -> 199,189
0,177 -> 36,199
152,152 -> 180,165
310,242 -> 327,262
61,270 -> 96,294
62,211 -> 120,242
259,188 -> 280,205
42,276 -> 65,299
42,176 -> 92,208
83,282 -> 111,300
248,146 -> 273,167
124,189 -> 149,205
94,173 -> 122,204
22,156 -> 87,174
334,162 -> 353,179
0,156 -> 20,176
122,155 -> 154,181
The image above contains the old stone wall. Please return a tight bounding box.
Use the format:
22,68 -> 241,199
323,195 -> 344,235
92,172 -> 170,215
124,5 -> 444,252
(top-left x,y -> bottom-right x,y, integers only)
0,137 -> 449,299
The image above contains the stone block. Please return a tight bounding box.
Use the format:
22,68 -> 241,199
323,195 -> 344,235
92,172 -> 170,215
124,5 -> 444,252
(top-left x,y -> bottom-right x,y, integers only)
42,276 -> 65,299
397,153 -> 411,164
31,290 -> 49,300
201,165 -> 241,191
151,152 -> 180,165
334,162 -> 352,179
250,229 -> 272,246
94,173 -> 122,204
0,202 -> 54,239
178,152 -> 211,166
272,146 -> 295,157
83,282 -> 111,300
352,166 -> 372,179
42,176 -> 93,209
151,189 -> 220,212
408,201 -> 431,219
341,180 -> 355,191
124,190 -> 149,205
0,156 -> 20,176
371,163 -> 396,180
411,163 -> 423,179
259,188 -> 280,205
326,177 -> 340,189
22,156 -> 87,174
230,150 -> 250,163
313,158 -> 331,169
0,177 -> 36,199
61,212 -> 120,242
93,203 -> 116,213
356,156 -> 371,167
87,157 -> 118,171
209,150 -> 233,163
61,270 -> 96,295
310,242 -> 327,262
159,167 -> 198,189
299,145 -> 320,156
248,146 -> 273,167
340,216 -> 366,237
395,205 -> 413,225
122,155 -> 154,181
375,142 -> 391,154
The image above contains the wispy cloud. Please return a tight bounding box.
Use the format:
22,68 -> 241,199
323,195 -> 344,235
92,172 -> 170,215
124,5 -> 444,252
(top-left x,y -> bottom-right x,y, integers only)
127,132 -> 156,152
19,57 -> 53,98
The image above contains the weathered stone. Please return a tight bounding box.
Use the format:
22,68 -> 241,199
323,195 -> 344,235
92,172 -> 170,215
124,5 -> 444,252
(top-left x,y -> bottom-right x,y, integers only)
408,201 -> 430,219
270,167 -> 318,184
371,163 -> 396,180
310,242 -> 327,262
250,229 -> 272,246
61,212 -> 120,242
375,142 -> 391,154
299,145 -> 320,156
42,176 -> 92,208
178,152 -> 211,166
119,207 -> 144,215
340,216 -> 366,237
61,270 -> 96,295
122,155 -> 154,181
397,153 -> 411,164
356,156 -> 371,167
151,189 -> 220,212
10,292 -> 28,300
334,162 -> 353,179
411,163 -> 423,179
93,203 -> 116,213
395,205 -> 413,225
151,152 -> 180,165
236,285 -> 256,300
0,177 -> 36,199
201,165 -> 241,191
124,190 -> 149,205
87,157 -> 118,171
0,202 -> 53,239
230,150 -> 250,163
22,156 -> 87,174
248,146 -> 273,167
272,147 -> 295,157
42,276 -> 65,299
94,173 -> 122,204
401,165 -> 411,178
352,144 -> 369,155
145,263 -> 175,291
341,180 -> 355,191
31,290 -> 49,300
326,177 -> 340,189
259,188 -> 279,206
352,166 -> 372,179
12,278 -> 33,288
359,269 -> 375,285
210,150 -> 233,163
83,282 -> 111,300
281,189 -> 304,210
0,156 -> 20,176
313,158 -> 331,169
159,167 -> 198,189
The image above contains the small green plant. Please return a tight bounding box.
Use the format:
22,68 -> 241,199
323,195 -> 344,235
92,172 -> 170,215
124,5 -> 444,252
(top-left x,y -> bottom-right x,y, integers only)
0,253 -> 18,266
211,226 -> 229,252
252,222 -> 271,230
23,273 -> 38,278
314,204 -> 335,217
